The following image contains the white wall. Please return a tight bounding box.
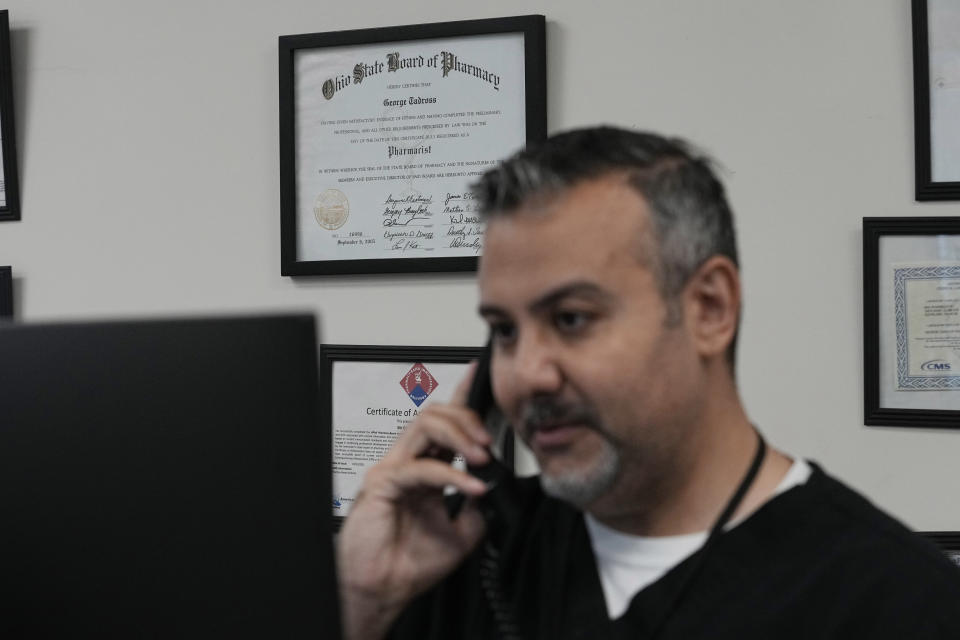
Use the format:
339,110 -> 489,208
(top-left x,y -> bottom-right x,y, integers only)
1,0 -> 958,530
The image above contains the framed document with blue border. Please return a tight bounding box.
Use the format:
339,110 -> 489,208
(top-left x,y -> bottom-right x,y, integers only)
864,217 -> 960,427
320,344 -> 514,530
279,15 -> 546,276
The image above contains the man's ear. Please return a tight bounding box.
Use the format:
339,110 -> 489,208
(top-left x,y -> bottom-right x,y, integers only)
682,255 -> 741,359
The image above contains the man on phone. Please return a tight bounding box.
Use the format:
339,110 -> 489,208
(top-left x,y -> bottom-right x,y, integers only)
337,127 -> 960,639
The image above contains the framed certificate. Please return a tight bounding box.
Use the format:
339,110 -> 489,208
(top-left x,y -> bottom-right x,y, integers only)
0,266 -> 11,318
920,532 -> 960,567
912,0 -> 960,200
864,217 -> 960,427
320,344 -> 515,529
279,15 -> 546,275
0,11 -> 20,222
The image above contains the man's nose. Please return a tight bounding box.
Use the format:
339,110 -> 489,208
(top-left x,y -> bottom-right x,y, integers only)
503,329 -> 564,400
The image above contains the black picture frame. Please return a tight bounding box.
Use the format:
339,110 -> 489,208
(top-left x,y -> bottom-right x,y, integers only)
0,266 -> 11,318
279,15 -> 546,276
321,344 -> 512,530
0,11 -> 20,222
919,532 -> 960,568
912,0 -> 960,201
864,217 -> 960,428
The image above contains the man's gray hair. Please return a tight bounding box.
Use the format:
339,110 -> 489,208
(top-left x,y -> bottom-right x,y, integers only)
472,126 -> 740,367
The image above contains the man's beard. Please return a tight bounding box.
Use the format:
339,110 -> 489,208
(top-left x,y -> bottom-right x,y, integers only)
539,437 -> 620,509
519,397 -> 621,509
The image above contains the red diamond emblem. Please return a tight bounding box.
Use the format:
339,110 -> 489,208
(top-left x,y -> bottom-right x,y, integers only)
399,363 -> 439,407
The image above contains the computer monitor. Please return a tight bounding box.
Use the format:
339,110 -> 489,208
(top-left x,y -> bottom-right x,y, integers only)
0,314 -> 339,638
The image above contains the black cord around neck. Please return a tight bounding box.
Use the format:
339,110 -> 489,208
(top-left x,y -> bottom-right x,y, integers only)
647,429 -> 767,639
483,430 -> 768,640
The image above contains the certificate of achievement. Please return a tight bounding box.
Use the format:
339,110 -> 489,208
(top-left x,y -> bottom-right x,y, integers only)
279,16 -> 546,275
331,359 -> 471,518
894,263 -> 960,390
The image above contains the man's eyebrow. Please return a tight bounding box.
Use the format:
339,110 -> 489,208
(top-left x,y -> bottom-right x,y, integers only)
478,281 -> 613,318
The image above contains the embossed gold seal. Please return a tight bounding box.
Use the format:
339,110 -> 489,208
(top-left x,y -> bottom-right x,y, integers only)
314,189 -> 350,230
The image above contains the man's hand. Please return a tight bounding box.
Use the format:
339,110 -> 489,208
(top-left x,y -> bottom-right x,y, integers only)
336,365 -> 492,640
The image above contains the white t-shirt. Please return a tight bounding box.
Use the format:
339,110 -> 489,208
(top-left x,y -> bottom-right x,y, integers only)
585,458 -> 812,619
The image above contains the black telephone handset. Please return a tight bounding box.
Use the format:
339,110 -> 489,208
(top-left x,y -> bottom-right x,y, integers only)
445,341 -> 520,541
464,342 -> 522,640
447,342 -> 525,640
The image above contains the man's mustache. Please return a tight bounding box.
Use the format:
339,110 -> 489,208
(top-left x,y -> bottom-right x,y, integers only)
518,397 -> 602,438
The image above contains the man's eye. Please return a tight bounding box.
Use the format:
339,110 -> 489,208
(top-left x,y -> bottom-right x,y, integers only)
554,311 -> 591,333
489,322 -> 517,344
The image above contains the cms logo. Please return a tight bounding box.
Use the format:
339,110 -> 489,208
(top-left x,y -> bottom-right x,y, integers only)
921,360 -> 952,371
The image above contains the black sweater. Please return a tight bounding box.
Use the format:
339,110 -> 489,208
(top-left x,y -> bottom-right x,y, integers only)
389,463 -> 960,639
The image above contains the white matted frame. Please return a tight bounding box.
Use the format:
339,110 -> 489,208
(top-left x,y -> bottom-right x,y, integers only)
864,217 -> 960,427
278,15 -> 546,275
